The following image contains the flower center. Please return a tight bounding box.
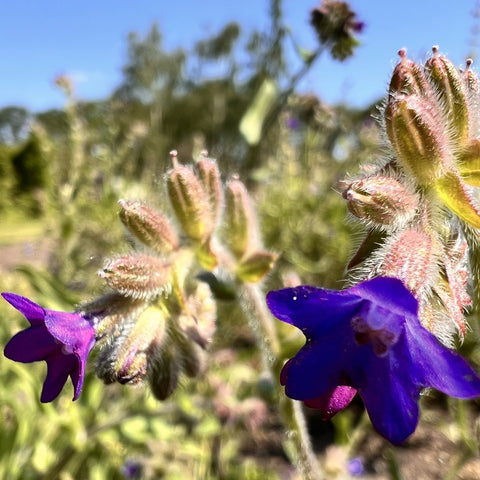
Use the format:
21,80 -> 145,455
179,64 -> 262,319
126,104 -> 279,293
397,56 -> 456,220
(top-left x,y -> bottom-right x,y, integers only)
351,307 -> 400,356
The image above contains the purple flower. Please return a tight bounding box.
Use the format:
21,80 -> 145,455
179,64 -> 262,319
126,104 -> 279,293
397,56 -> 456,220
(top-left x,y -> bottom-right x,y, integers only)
2,293 -> 95,402
266,277 -> 480,444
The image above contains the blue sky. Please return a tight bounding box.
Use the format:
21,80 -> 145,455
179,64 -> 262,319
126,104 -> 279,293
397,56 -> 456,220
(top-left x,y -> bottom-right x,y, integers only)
2,0 -> 479,112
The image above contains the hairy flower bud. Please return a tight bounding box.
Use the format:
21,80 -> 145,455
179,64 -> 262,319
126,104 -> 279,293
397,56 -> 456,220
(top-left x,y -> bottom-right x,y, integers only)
196,154 -> 223,226
343,175 -> 419,226
82,293 -> 146,342
147,342 -> 181,400
100,254 -> 171,299
114,307 -> 167,384
388,48 -> 432,99
380,229 -> 439,296
118,200 -> 179,253
223,179 -> 259,258
167,164 -> 214,242
424,46 -> 470,144
385,95 -> 451,185
96,306 -> 167,385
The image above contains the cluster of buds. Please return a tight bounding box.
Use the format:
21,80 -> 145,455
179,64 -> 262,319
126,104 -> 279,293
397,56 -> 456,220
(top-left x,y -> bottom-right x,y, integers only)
81,151 -> 276,400
341,47 -> 480,342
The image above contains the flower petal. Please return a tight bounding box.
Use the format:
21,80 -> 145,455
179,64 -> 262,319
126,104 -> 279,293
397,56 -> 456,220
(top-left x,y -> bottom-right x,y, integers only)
281,320 -> 356,400
44,310 -> 94,349
304,386 -> 357,419
266,285 -> 362,337
2,293 -> 46,326
351,342 -> 421,445
41,353 -> 77,403
350,277 -> 418,319
405,321 -> 480,398
4,326 -> 58,362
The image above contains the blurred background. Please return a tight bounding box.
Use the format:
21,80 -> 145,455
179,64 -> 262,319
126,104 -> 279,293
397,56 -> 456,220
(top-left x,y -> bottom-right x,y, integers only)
1,1 -> 480,478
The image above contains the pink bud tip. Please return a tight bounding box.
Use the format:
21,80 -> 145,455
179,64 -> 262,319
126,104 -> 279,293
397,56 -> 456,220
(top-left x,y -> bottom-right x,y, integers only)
432,45 -> 439,56
398,48 -> 407,59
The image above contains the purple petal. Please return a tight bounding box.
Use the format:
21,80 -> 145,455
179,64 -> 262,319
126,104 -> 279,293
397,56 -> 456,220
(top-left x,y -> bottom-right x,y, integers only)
351,341 -> 421,445
350,277 -> 418,319
2,293 -> 46,326
4,326 -> 59,362
266,286 -> 362,336
44,310 -> 94,349
41,353 -> 77,403
404,321 -> 480,398
280,320 -> 356,400
304,386 -> 357,419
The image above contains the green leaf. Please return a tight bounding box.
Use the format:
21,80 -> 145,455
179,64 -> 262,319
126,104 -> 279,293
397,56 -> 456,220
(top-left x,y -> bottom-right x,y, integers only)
434,172 -> 480,229
459,139 -> 480,186
239,78 -> 278,145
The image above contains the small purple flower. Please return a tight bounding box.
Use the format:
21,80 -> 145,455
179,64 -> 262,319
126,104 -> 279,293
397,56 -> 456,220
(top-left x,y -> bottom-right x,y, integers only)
266,277 -> 480,444
2,293 -> 95,402
347,457 -> 365,476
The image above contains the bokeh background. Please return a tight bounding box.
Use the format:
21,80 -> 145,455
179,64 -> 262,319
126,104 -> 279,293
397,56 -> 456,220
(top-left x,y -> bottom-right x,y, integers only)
1,1 -> 480,479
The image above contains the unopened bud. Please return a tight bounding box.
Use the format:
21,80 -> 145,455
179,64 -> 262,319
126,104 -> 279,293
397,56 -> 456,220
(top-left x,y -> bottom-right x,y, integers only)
100,254 -> 171,299
167,165 -> 214,242
196,155 -> 223,226
424,46 -> 469,143
114,307 -> 167,384
236,251 -> 278,283
81,293 -> 146,341
172,319 -> 205,377
388,48 -> 432,99
96,306 -> 167,385
223,179 -> 259,258
385,95 -> 450,185
463,58 -> 479,93
343,175 -> 419,225
118,200 -> 179,253
148,343 -> 181,400
380,229 -> 438,295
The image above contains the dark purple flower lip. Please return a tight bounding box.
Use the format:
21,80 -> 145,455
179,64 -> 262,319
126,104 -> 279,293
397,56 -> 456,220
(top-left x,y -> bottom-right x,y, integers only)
2,292 -> 95,402
267,276 -> 480,444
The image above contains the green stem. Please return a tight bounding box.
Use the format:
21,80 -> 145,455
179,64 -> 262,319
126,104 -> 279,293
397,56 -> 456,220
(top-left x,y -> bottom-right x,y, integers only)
238,282 -> 323,480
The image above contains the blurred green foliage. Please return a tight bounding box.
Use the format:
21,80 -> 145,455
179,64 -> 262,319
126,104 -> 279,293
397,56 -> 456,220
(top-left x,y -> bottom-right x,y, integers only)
0,0 -> 478,479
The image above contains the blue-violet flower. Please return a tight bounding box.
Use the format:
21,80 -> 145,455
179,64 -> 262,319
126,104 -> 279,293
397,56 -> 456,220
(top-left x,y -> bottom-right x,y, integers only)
3,293 -> 95,402
266,277 -> 480,444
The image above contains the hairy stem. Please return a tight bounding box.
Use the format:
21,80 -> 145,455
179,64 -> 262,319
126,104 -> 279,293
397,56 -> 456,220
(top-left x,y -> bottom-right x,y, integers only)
238,282 -> 323,480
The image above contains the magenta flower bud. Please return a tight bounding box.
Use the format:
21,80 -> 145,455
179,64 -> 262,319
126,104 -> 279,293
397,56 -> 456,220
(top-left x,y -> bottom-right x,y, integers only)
343,175 -> 419,226
167,164 -> 214,242
100,254 -> 171,299
118,200 -> 179,253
